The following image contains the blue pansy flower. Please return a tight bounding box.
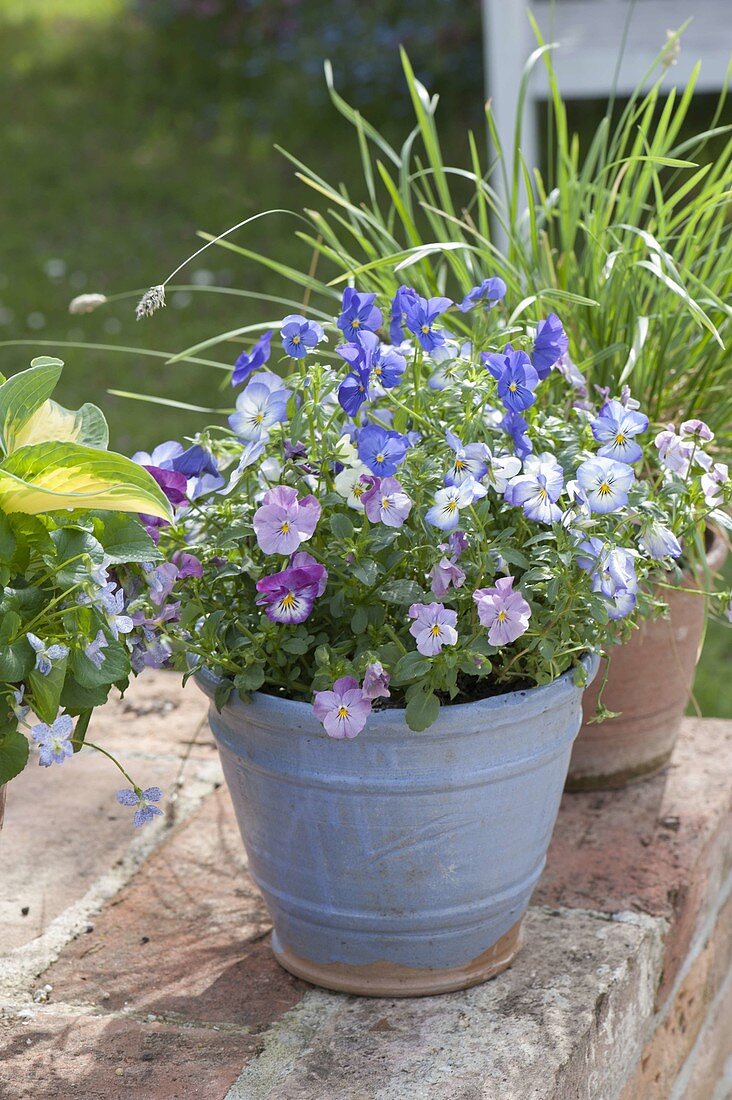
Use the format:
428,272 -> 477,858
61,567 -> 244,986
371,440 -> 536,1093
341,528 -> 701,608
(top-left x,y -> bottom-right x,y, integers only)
577,538 -> 638,620
501,410 -> 533,459
280,314 -> 325,359
229,377 -> 289,441
444,430 -> 488,486
483,346 -> 539,412
504,452 -> 564,524
590,400 -> 649,464
459,277 -> 507,312
576,456 -> 635,514
389,285 -> 420,343
232,330 -> 273,386
337,288 -> 382,343
27,634 -> 69,677
638,521 -> 682,561
338,363 -> 372,416
356,424 -> 410,477
31,714 -> 74,767
532,314 -> 569,379
403,294 -> 453,352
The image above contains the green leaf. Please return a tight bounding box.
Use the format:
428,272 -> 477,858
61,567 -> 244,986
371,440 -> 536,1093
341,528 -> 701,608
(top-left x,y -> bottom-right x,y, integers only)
71,642 -> 129,690
0,639 -> 34,680
330,513 -> 354,540
61,676 -> 110,713
405,688 -> 440,732
0,442 -> 172,520
71,709 -> 93,751
393,650 -> 431,683
381,579 -> 426,604
0,512 -> 17,562
215,678 -> 235,711
50,528 -> 105,586
28,656 -> 68,724
352,559 -> 379,586
350,606 -> 369,634
0,611 -> 21,646
0,359 -> 64,455
280,635 -> 311,655
235,665 -> 265,693
95,512 -> 158,563
0,728 -> 29,784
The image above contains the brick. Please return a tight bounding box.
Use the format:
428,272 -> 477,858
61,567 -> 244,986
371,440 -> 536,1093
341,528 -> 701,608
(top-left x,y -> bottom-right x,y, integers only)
536,718 -> 732,1005
620,889 -> 732,1099
0,1009 -> 258,1100
43,787 -> 307,1028
1,672 -> 213,952
670,969 -> 732,1100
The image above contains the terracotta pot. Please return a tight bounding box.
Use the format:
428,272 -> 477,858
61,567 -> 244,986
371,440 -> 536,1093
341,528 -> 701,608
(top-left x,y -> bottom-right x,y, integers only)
0,784 -> 5,829
567,528 -> 728,791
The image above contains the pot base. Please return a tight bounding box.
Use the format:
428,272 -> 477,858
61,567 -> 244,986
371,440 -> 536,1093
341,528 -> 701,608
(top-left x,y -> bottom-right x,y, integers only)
271,918 -> 524,998
565,747 -> 675,792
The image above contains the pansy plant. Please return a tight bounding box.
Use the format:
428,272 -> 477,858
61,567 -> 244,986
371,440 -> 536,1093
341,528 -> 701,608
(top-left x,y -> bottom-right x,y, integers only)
139,283 -> 730,735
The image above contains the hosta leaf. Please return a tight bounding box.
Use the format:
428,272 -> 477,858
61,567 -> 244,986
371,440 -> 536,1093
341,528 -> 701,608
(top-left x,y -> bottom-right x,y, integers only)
0,359 -> 64,455
0,442 -> 171,520
10,399 -> 109,452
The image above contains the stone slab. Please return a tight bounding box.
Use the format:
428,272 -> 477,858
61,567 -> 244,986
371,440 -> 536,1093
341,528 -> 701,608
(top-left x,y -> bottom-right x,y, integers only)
226,907 -> 665,1100
1,671 -> 214,953
537,717 -> 732,1005
42,787 -> 306,1028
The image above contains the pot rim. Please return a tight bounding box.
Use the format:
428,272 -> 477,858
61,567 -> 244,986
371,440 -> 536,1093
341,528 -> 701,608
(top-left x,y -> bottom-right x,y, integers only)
195,652 -> 599,740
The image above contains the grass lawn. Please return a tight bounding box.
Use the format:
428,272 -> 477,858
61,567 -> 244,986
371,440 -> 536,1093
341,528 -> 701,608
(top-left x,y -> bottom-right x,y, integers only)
0,0 -> 728,715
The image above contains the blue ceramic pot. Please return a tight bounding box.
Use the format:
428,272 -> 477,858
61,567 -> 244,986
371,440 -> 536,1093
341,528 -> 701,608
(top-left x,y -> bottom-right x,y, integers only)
196,655 -> 598,997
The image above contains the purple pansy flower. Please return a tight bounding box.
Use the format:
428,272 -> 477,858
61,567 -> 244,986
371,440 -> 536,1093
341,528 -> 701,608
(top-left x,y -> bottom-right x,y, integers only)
459,276 -> 507,312
389,285 -> 420,343
31,715 -> 74,767
448,530 -> 468,558
701,462 -> 728,508
576,456 -> 634,514
483,346 -> 540,412
147,562 -> 179,606
590,399 -> 648,464
505,453 -> 564,524
337,288 -> 382,343
116,786 -> 164,828
313,676 -> 372,739
255,558 -> 328,624
473,577 -> 531,646
425,477 -> 487,531
577,538 -> 638,620
280,314 -> 325,359
362,661 -> 391,700
444,430 -> 488,487
27,634 -> 69,677
408,602 -> 458,657
654,424 -> 695,477
532,313 -> 568,379
232,330 -> 273,386
430,557 -> 466,597
361,476 -> 412,527
680,419 -> 714,442
403,294 -> 453,351
356,424 -> 410,477
253,485 -> 321,555
171,551 -> 204,579
84,629 -> 109,670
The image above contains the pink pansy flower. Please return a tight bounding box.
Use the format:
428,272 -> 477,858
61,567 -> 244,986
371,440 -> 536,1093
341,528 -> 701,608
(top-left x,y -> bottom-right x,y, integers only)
430,557 -> 466,597
255,558 -> 328,625
313,677 -> 372,739
252,485 -> 321,555
701,462 -> 728,508
408,602 -> 458,657
473,576 -> 531,646
361,476 -> 412,527
362,661 -> 391,699
654,424 -> 694,477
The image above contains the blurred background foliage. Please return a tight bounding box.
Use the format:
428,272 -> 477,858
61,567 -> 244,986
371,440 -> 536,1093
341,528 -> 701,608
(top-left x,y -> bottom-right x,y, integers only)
0,0 -> 727,714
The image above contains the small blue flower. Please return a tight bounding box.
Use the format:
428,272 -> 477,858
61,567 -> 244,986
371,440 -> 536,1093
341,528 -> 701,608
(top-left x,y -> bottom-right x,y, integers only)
577,538 -> 638,620
444,430 -> 488,486
501,410 -> 533,459
84,629 -> 109,670
590,400 -> 649,464
504,453 -> 564,524
389,285 -> 420,343
338,364 -> 372,416
458,277 -> 507,312
403,294 -> 453,352
576,456 -> 635,514
280,314 -> 325,359
356,424 -> 410,477
337,288 -> 382,343
31,714 -> 74,767
532,313 -> 568,379
10,684 -> 29,724
483,346 -> 539,412
638,521 -> 682,561
98,585 -> 134,640
27,634 -> 69,677
116,786 -> 164,828
232,330 -> 273,386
